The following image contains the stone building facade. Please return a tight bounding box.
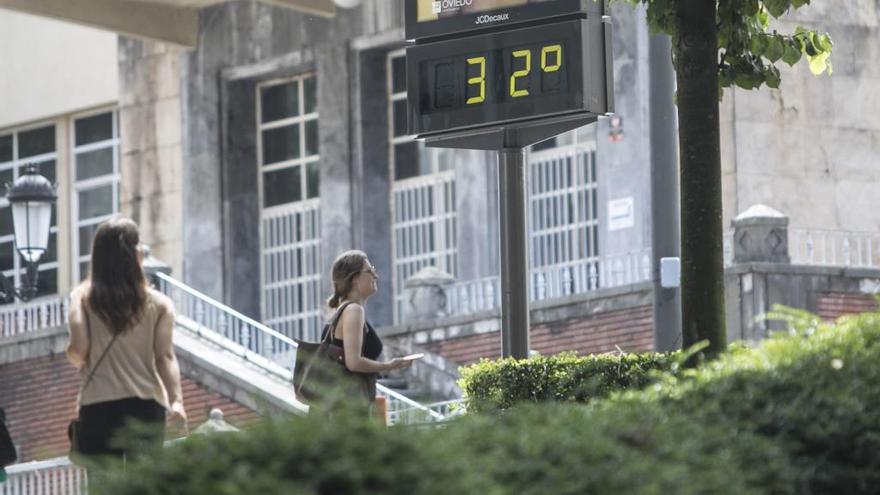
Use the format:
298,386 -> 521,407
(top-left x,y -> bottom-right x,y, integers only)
1,0 -> 879,465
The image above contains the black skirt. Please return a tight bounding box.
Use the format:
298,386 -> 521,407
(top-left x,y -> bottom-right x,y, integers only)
77,397 -> 166,460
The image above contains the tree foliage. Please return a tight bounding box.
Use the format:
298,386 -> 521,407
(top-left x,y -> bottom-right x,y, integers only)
622,0 -> 833,93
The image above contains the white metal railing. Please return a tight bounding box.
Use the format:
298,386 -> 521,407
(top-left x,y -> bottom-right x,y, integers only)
424,399 -> 466,418
0,296 -> 68,339
1,457 -> 86,495
790,229 -> 880,268
380,387 -> 445,425
156,272 -> 299,375
154,273 -> 446,425
444,250 -> 652,317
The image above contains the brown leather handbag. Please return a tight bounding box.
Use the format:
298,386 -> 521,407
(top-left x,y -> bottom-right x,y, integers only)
293,302 -> 376,409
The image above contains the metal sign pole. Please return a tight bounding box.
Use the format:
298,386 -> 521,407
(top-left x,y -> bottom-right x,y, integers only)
498,147 -> 530,359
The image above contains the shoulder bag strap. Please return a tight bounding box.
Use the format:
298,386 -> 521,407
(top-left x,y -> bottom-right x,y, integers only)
81,307 -> 120,392
321,301 -> 355,346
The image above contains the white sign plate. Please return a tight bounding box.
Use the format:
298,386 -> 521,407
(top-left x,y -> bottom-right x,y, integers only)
608,197 -> 635,231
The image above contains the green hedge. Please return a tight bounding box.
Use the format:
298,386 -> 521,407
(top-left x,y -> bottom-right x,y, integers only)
458,351 -> 678,413
94,308 -> 880,494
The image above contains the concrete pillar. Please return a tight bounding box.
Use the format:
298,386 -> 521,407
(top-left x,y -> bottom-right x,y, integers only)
732,204 -> 790,264
403,266 -> 454,324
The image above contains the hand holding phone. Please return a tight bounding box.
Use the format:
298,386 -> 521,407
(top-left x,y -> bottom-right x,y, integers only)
401,353 -> 425,361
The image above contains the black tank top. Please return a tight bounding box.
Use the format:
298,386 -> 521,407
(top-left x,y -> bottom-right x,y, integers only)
321,306 -> 383,361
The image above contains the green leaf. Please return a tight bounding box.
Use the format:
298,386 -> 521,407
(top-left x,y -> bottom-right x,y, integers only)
757,7 -> 771,29
817,33 -> 834,52
791,0 -> 810,7
750,35 -> 769,56
782,41 -> 802,66
763,0 -> 791,18
764,66 -> 781,88
808,51 -> 831,75
804,32 -> 820,56
735,69 -> 764,90
765,36 -> 785,62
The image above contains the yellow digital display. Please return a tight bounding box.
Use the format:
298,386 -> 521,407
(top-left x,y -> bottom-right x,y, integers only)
423,40 -> 566,111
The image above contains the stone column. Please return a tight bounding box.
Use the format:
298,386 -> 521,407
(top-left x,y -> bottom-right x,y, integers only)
728,204 -> 790,342
118,38 -> 184,279
403,266 -> 455,324
732,204 -> 790,264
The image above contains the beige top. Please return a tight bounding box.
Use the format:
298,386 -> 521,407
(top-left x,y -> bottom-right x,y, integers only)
72,287 -> 175,409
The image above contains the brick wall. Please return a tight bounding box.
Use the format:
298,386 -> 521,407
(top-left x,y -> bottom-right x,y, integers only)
425,305 -> 654,366
816,292 -> 878,320
0,354 -> 261,462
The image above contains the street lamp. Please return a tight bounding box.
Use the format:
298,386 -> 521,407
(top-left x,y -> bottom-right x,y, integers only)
0,165 -> 57,302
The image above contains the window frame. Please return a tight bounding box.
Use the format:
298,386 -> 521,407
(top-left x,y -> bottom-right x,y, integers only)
0,119 -> 61,299
69,107 -> 120,283
255,73 -> 324,340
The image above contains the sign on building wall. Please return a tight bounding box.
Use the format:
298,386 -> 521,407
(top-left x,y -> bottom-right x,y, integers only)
608,197 -> 634,231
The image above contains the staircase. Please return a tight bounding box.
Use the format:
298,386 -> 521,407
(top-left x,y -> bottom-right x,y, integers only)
0,273 -> 456,495
154,273 -> 447,425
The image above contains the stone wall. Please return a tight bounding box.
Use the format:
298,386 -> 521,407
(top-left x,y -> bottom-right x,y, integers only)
720,1 -> 880,233
118,38 -> 185,277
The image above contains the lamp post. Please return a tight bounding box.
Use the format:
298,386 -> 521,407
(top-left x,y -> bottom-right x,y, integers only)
0,165 -> 57,303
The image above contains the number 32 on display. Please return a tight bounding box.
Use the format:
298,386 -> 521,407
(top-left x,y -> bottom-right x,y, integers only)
465,44 -> 563,105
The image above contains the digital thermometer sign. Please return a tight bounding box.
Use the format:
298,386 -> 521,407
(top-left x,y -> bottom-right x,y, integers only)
407,17 -> 609,137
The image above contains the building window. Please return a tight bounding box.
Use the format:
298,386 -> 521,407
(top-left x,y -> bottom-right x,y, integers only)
527,129 -> 599,300
72,110 -> 119,282
257,75 -> 323,341
0,123 -> 59,299
388,50 -> 458,322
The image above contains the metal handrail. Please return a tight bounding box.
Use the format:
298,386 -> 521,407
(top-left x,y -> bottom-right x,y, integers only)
156,272 -> 297,348
155,272 -> 299,375
379,386 -> 446,424
155,273 -> 445,424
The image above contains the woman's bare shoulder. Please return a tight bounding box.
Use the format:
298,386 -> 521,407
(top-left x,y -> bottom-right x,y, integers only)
339,303 -> 365,322
148,288 -> 176,315
70,281 -> 90,299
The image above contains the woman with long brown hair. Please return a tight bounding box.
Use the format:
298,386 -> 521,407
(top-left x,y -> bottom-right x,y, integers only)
321,250 -> 413,413
66,217 -> 186,460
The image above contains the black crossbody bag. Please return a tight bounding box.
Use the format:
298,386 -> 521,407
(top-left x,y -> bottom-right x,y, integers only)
68,310 -> 119,459
0,408 -> 15,468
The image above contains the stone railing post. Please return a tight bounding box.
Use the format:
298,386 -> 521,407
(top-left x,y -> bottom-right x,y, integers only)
732,204 -> 790,264
403,266 -> 455,324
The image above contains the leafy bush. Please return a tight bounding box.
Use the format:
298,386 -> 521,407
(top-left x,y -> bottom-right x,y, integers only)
458,351 -> 678,413
93,401 -> 790,495
95,307 -> 880,494
641,306 -> 880,493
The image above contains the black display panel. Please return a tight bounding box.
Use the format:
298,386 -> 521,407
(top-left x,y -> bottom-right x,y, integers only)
405,0 -> 588,41
408,19 -> 603,136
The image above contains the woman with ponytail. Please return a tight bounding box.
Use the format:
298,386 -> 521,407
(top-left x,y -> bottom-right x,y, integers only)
320,250 -> 412,413
66,217 -> 186,462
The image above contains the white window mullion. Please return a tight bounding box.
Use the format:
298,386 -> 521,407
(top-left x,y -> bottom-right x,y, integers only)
257,75 -> 322,342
